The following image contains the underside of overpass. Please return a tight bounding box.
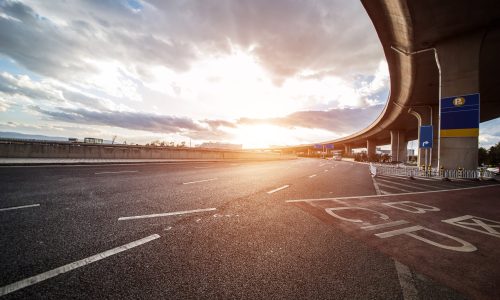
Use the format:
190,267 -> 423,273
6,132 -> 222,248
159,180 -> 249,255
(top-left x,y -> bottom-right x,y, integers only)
283,0 -> 500,169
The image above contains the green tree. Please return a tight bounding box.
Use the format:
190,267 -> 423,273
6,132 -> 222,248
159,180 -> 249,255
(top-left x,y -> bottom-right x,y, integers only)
478,147 -> 488,165
489,142 -> 500,165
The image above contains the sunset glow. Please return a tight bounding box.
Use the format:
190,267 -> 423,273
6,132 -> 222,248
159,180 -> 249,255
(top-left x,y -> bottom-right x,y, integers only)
0,0 -> 498,148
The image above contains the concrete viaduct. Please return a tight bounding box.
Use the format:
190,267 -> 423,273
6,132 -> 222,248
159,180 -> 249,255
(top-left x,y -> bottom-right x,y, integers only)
283,0 -> 500,170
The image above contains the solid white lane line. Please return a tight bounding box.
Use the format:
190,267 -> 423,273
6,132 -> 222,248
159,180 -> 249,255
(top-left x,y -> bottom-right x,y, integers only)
118,208 -> 216,221
0,234 -> 160,297
0,203 -> 40,212
285,184 -> 499,203
94,170 -> 138,175
308,174 -> 317,178
394,260 -> 419,300
267,185 -> 290,194
319,163 -> 327,167
182,178 -> 217,185
324,169 -> 329,172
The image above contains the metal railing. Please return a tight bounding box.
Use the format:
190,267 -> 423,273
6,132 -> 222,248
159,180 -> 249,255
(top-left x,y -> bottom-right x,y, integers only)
369,163 -> 496,180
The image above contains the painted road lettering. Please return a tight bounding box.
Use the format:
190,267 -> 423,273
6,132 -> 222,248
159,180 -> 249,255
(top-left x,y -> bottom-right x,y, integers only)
324,205 -> 478,252
442,215 -> 500,239
324,207 -> 390,224
361,220 -> 410,231
375,225 -> 477,252
289,186 -> 500,299
382,201 -> 440,214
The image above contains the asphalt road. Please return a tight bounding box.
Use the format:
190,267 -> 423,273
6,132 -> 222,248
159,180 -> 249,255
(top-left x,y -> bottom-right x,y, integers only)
0,159 -> 498,299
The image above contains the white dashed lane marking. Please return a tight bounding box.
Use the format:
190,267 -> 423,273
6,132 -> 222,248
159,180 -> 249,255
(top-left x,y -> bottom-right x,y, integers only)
95,170 -> 138,175
118,208 -> 217,221
0,234 -> 160,296
0,204 -> 40,212
267,185 -> 290,194
182,178 -> 217,185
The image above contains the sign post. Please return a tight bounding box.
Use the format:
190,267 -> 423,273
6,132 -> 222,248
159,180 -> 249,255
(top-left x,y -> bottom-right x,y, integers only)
419,125 -> 433,149
419,125 -> 433,171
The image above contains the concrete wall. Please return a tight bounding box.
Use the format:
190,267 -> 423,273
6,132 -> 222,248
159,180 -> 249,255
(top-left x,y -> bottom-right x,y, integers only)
0,142 -> 295,161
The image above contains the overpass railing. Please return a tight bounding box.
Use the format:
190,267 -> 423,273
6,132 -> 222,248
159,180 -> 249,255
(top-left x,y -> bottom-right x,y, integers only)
369,163 -> 496,180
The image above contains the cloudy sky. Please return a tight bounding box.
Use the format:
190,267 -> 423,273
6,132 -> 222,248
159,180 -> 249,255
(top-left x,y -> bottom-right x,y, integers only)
0,0 -> 498,148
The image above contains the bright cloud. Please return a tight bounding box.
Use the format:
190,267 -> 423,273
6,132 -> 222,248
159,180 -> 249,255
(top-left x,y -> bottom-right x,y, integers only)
0,0 -> 406,148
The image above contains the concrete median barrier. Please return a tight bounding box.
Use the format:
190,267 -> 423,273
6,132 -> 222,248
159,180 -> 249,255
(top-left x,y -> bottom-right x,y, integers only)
0,141 -> 295,161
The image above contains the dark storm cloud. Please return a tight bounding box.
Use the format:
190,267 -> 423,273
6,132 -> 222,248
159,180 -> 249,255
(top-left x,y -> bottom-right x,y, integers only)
0,0 -> 382,83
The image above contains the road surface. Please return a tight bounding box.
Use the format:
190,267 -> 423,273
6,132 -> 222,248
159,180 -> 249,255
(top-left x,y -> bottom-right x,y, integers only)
1,159 -> 498,299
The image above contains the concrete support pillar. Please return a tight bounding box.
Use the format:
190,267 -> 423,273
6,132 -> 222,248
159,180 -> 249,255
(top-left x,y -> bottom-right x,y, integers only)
366,140 -> 376,162
408,106 -> 439,167
344,144 -> 352,157
436,32 -> 482,170
390,130 -> 407,162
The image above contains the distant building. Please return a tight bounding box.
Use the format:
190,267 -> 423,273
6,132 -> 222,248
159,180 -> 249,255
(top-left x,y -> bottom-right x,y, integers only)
198,142 -> 242,150
84,137 -> 103,144
68,138 -> 78,143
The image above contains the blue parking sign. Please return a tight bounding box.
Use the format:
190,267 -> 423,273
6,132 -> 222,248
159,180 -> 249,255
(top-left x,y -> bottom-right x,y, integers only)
419,125 -> 433,149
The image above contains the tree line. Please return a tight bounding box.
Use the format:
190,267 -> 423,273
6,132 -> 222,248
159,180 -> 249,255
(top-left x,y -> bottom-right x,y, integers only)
478,142 -> 500,166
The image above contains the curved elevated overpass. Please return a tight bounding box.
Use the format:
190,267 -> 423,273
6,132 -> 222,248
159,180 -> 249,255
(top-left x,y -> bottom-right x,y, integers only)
290,0 -> 500,169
